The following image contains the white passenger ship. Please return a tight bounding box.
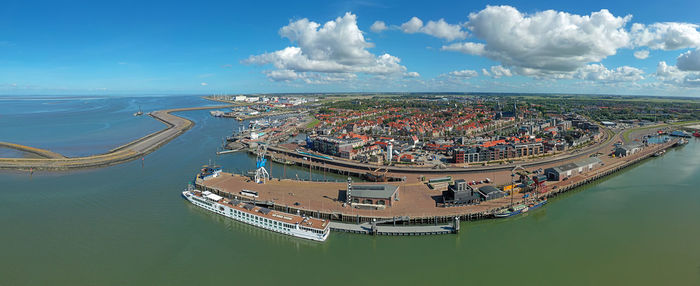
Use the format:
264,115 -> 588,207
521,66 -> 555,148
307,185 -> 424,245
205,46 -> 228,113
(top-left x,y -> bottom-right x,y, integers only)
182,189 -> 330,242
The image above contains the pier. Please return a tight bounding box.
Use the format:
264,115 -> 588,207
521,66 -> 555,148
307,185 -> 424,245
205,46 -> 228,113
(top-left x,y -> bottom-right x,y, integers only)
0,105 -> 235,170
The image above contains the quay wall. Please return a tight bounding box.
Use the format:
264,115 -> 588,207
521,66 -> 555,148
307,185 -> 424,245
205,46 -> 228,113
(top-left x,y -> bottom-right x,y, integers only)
198,139 -> 679,227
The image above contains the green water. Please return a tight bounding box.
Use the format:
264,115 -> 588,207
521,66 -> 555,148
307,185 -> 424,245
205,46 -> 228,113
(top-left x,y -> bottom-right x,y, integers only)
1,108 -> 699,285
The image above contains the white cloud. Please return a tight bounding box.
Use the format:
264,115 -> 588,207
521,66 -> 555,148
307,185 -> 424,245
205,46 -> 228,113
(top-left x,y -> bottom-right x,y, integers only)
677,49 -> 700,71
400,17 -> 467,41
404,71 -> 420,78
448,69 -> 478,78
441,42 -> 485,55
200,82 -> 208,86
633,50 -> 650,59
481,69 -> 490,77
370,21 -> 387,33
655,61 -> 700,87
400,17 -> 423,33
575,64 -> 644,82
443,6 -> 631,75
489,65 -> 512,78
265,69 -> 300,81
244,13 -> 408,82
631,22 -> 700,50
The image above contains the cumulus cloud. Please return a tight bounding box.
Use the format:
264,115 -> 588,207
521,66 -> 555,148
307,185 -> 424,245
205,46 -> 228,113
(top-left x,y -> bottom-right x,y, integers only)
655,61 -> 700,87
441,42 -> 485,55
244,13 -> 408,82
575,64 -> 644,82
370,21 -> 388,33
400,17 -> 423,33
489,65 -> 512,78
442,6 -> 631,75
633,50 -> 650,59
400,17 -> 467,41
631,22 -> 700,50
200,82 -> 208,86
404,71 -> 420,78
448,69 -> 478,78
676,49 -> 700,71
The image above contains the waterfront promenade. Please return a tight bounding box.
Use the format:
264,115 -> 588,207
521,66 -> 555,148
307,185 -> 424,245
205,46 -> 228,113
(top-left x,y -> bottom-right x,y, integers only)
0,105 -> 234,170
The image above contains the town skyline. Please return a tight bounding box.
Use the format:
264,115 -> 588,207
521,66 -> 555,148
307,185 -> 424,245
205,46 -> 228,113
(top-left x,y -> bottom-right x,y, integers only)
2,0 -> 700,96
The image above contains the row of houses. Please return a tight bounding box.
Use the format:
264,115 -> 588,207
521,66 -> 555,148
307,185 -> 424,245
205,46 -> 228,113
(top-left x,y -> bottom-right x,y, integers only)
453,142 -> 545,163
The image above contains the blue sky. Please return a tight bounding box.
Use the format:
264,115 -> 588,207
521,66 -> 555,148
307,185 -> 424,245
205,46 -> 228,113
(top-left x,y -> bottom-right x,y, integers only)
1,0 -> 700,96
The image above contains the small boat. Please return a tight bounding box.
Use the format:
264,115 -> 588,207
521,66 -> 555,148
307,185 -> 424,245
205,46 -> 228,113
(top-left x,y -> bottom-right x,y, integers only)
652,150 -> 666,157
494,204 -> 528,218
494,198 -> 547,218
133,105 -> 143,116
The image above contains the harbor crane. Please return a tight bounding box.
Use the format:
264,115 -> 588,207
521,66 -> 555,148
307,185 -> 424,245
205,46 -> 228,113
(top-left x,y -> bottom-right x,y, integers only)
254,139 -> 271,184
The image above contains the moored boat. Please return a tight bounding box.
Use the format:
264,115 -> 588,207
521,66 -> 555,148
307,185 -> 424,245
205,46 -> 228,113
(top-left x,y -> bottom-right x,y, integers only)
494,198 -> 547,218
182,188 -> 330,242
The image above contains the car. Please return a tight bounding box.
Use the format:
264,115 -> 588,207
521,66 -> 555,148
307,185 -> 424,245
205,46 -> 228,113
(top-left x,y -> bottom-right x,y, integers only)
563,177 -> 569,181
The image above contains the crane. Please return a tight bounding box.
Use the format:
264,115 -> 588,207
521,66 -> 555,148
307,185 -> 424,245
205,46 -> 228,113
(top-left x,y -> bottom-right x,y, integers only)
254,137 -> 271,184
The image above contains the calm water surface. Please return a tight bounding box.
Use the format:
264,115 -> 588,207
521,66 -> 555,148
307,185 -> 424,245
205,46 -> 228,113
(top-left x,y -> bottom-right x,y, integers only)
1,96 -> 699,285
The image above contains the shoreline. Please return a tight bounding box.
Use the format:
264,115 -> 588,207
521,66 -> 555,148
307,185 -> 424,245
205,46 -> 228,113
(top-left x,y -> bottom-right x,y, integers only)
0,104 -> 234,170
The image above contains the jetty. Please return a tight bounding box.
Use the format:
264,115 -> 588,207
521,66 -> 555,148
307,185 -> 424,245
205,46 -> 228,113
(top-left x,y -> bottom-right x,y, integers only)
0,105 -> 235,170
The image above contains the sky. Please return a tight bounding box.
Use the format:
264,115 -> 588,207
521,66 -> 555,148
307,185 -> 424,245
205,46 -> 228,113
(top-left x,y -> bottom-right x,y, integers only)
2,0 -> 700,96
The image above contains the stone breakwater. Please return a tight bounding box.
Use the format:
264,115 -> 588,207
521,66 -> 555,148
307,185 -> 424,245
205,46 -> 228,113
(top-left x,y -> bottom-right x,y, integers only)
0,105 -> 233,170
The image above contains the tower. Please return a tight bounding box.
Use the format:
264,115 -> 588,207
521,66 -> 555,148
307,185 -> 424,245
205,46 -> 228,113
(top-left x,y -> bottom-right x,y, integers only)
386,142 -> 393,162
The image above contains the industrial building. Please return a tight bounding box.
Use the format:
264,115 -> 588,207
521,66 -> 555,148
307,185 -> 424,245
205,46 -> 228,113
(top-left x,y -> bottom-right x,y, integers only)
477,185 -> 507,200
442,180 -> 506,206
442,179 -> 480,206
544,157 -> 601,181
614,143 -> 642,157
347,184 -> 399,208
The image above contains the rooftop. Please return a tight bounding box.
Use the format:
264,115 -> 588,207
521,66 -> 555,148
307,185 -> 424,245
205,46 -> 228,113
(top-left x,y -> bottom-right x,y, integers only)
351,184 -> 399,199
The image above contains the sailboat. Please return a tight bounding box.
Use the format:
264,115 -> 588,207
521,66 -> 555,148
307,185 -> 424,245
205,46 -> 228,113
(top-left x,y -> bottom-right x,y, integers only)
133,105 -> 143,116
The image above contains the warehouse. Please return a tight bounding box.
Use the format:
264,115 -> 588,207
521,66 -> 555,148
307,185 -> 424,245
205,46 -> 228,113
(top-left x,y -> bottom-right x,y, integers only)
614,143 -> 642,157
477,185 -> 507,201
347,184 -> 399,208
545,157 -> 601,181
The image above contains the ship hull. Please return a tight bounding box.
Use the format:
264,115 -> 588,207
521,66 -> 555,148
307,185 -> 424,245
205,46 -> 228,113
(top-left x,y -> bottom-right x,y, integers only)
182,191 -> 329,242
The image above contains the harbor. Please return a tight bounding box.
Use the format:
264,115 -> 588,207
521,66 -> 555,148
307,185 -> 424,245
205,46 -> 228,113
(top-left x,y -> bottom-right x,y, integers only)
194,135 -> 680,234
2,97 -> 699,285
